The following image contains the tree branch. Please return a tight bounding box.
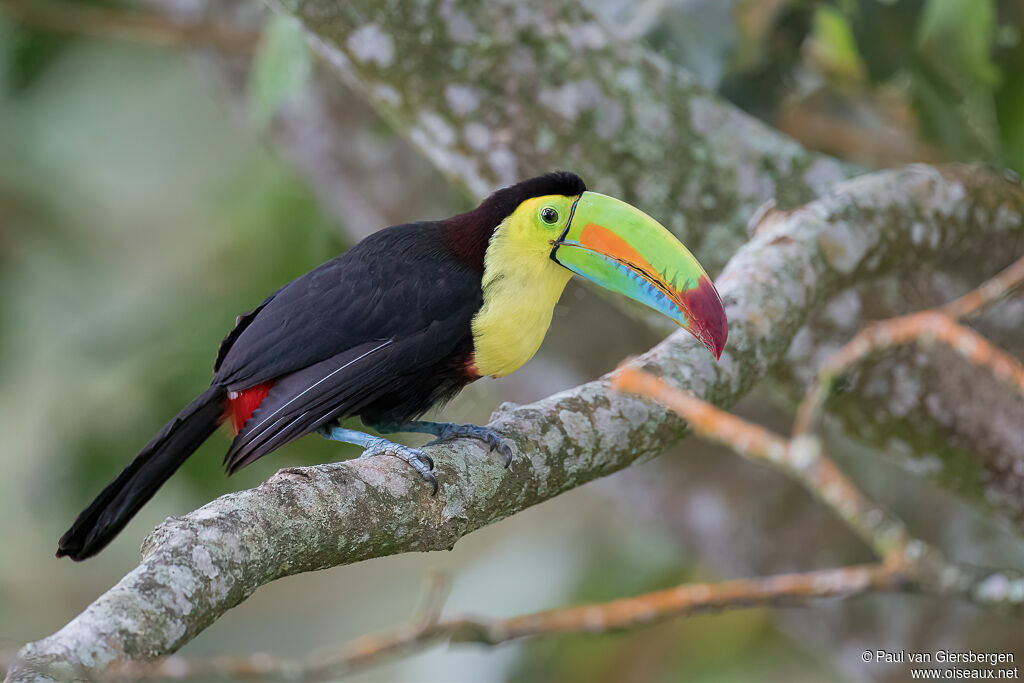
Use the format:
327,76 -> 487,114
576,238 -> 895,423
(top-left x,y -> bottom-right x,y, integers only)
266,0 -> 853,273
5,164 -> 1022,682
113,565 -> 905,682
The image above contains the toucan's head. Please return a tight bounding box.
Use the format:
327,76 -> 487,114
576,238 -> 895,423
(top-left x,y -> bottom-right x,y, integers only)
453,172 -> 728,361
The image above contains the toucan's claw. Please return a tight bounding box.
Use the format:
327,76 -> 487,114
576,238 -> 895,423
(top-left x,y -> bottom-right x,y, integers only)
359,439 -> 438,495
500,443 -> 514,469
373,420 -> 515,469
431,424 -> 514,468
317,424 -> 438,495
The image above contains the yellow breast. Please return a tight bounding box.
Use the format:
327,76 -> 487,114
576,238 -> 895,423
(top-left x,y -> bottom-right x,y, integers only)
470,209 -> 572,378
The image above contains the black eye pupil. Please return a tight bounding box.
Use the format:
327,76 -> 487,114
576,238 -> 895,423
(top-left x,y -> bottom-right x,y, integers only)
541,208 -> 558,224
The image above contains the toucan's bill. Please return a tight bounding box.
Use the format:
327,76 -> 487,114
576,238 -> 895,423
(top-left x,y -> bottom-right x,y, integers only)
550,191 -> 728,358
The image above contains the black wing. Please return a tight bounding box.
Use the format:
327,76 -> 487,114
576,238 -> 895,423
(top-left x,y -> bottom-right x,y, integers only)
214,291 -> 279,373
213,221 -> 479,391
214,221 -> 483,471
222,307 -> 476,472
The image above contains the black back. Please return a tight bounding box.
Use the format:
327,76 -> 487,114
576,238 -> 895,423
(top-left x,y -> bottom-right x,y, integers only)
214,222 -> 479,390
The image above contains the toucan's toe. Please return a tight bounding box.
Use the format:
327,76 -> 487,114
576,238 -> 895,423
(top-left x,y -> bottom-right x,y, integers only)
500,443 -> 514,468
359,438 -> 438,495
431,423 -> 513,466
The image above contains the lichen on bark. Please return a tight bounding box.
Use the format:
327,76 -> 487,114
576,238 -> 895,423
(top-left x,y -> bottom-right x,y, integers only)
775,257 -> 1024,529
278,0 -> 852,273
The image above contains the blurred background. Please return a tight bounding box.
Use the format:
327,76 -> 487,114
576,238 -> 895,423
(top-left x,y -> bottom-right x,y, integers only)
2,0 -> 1024,681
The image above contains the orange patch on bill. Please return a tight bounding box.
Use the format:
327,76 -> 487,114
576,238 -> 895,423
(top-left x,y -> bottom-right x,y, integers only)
579,223 -> 658,277
579,222 -> 689,309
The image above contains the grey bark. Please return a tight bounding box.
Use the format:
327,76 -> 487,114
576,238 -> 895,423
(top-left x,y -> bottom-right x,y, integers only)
775,273 -> 1024,526
278,0 -> 852,273
7,165 -> 1024,681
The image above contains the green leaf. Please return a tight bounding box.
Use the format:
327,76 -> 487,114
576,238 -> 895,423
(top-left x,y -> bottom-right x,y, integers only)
917,0 -> 1000,87
996,71 -> 1024,173
811,5 -> 865,81
247,13 -> 312,131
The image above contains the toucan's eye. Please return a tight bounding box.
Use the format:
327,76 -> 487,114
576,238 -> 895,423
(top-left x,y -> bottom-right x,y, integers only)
540,207 -> 559,225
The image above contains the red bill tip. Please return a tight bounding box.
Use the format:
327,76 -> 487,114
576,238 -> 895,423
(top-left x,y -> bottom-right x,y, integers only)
680,276 -> 728,359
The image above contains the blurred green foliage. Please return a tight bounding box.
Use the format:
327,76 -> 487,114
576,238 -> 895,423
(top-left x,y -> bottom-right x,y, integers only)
247,13 -> 311,130
0,15 -> 348,514
711,0 -> 1024,171
1,11 -> 66,92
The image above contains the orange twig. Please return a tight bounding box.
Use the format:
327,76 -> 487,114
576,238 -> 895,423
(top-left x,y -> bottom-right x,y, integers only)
941,254 -> 1024,318
106,565 -> 902,682
793,311 -> 1024,441
0,0 -> 259,52
436,564 -> 902,642
612,369 -> 915,563
612,368 -> 789,463
793,254 -> 1024,441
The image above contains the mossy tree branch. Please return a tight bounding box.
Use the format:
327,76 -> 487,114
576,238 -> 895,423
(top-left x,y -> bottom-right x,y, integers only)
5,165 -> 1023,682
271,0 -> 853,273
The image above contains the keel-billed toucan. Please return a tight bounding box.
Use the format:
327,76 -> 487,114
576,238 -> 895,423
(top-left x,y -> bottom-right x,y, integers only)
57,172 -> 727,561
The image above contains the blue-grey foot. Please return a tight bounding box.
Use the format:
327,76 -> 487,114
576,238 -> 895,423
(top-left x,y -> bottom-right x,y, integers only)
373,421 -> 514,468
317,424 -> 438,495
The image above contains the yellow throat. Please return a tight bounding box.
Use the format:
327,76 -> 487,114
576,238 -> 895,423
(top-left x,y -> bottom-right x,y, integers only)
470,196 -> 574,377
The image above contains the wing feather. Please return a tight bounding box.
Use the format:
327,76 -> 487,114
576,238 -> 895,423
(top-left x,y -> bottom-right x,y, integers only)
213,222 -> 476,390
222,308 -> 476,473
223,340 -> 394,473
213,221 -> 484,472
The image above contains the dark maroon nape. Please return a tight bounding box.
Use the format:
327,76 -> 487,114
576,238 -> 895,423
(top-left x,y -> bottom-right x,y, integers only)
441,171 -> 587,272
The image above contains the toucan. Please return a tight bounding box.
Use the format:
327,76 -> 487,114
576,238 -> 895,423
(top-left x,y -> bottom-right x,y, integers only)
57,172 -> 727,561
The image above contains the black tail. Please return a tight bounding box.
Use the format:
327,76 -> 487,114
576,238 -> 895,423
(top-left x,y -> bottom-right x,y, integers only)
57,386 -> 225,561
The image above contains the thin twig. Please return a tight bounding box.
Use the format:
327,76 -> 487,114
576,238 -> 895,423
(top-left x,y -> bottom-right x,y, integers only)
0,0 -> 259,52
611,368 -> 916,563
434,565 -> 903,643
104,565 -> 904,682
793,254 -> 1024,441
411,571 -> 452,631
792,312 -> 1024,441
941,254 -> 1024,318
